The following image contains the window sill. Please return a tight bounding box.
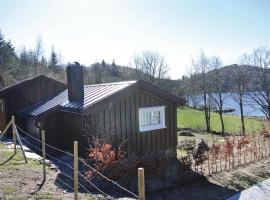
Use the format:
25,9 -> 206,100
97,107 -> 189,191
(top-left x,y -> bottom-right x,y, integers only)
139,125 -> 167,133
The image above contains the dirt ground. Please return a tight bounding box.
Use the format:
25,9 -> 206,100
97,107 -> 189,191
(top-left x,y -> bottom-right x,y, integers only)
0,143 -> 103,200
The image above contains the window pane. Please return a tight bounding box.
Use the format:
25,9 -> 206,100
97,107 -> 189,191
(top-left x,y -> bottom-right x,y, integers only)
152,111 -> 161,125
142,111 -> 151,126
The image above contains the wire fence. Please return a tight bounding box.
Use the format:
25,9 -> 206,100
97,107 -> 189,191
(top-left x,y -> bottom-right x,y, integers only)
14,125 -> 138,199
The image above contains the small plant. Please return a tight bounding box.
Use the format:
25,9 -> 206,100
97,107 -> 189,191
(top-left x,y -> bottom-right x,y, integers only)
85,137 -> 126,179
192,139 -> 209,173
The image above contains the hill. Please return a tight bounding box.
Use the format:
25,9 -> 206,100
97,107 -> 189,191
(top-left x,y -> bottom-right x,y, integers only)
84,62 -> 183,96
206,64 -> 264,92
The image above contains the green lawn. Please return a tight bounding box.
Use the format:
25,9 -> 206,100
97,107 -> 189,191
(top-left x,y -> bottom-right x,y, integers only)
177,106 -> 264,134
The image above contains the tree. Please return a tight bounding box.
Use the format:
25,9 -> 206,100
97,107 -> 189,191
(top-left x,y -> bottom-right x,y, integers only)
191,50 -> 212,132
0,31 -> 17,87
49,46 -> 58,72
247,47 -> 270,119
91,62 -> 102,84
210,56 -> 226,135
33,37 -> 44,75
183,68 -> 201,108
111,59 -> 116,67
231,62 -> 250,135
101,59 -> 106,67
132,50 -> 169,85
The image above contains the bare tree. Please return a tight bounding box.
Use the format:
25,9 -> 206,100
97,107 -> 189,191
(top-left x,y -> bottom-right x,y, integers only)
183,67 -> 201,108
192,50 -> 212,132
231,60 -> 250,135
132,50 -> 169,85
34,37 -> 44,75
247,47 -> 270,119
210,56 -> 226,135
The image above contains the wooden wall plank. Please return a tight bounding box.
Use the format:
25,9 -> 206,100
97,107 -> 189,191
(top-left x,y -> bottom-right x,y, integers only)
120,99 -> 127,145
145,93 -> 152,152
115,102 -> 122,146
110,104 -> 117,147
139,92 -> 148,153
150,96 -> 157,152
130,95 -> 137,153
165,103 -> 171,149
135,93 -> 141,154
125,97 -> 132,154
104,106 -> 111,141
174,105 -> 178,147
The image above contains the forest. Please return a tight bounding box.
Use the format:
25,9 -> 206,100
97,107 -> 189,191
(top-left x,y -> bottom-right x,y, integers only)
0,31 -> 181,97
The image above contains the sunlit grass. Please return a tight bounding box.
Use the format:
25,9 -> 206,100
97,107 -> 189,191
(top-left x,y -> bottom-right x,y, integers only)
177,106 -> 264,134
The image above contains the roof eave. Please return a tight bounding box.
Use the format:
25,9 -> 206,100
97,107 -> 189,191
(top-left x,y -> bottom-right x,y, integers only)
136,80 -> 185,105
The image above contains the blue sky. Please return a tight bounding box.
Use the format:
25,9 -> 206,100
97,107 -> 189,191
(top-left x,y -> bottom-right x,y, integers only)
0,0 -> 270,79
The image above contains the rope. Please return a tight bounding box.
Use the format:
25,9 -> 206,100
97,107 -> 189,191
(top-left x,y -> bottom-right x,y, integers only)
45,143 -> 74,157
20,136 -> 41,152
55,176 -> 73,191
57,169 -> 93,195
45,153 -> 74,171
78,172 -> 109,197
16,125 -> 138,199
17,125 -> 74,157
79,158 -> 139,198
20,136 -> 104,196
16,126 -> 41,143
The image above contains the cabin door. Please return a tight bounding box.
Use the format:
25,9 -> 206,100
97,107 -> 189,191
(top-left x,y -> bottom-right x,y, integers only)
0,99 -> 5,131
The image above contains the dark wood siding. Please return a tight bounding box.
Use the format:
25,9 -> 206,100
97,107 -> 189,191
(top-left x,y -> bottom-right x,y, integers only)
70,88 -> 178,155
39,87 -> 178,157
2,77 -> 66,129
0,99 -> 5,130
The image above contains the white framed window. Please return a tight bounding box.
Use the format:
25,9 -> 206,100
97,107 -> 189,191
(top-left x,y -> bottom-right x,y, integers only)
139,106 -> 166,132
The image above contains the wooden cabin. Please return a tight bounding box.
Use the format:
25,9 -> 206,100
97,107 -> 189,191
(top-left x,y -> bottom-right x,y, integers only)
0,76 -> 66,132
0,64 -> 185,157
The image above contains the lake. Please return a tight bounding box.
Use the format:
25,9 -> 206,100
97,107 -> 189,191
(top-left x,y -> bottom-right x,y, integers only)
187,92 -> 265,117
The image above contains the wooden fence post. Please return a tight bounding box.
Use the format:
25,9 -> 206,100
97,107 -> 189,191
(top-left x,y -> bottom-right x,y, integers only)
15,126 -> 28,163
138,168 -> 145,200
42,130 -> 46,180
12,116 -> 16,154
74,141 -> 78,200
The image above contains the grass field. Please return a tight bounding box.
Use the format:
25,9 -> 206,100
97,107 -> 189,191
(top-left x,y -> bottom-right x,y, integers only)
177,106 -> 265,134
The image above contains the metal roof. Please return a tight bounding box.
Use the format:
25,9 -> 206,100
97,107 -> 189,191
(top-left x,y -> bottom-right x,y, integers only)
19,91 -> 68,118
19,79 -> 185,119
19,81 -> 136,118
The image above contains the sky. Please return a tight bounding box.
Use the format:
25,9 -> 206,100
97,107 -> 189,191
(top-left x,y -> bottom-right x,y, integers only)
0,0 -> 270,79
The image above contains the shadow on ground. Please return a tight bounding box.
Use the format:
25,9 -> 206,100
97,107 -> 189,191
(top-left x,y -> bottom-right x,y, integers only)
52,155 -> 238,200
15,135 -> 238,200
147,177 -> 237,200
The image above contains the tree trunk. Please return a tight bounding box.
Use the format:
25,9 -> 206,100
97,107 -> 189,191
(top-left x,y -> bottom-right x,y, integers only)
219,111 -> 225,135
239,96 -> 245,135
204,93 -> 211,132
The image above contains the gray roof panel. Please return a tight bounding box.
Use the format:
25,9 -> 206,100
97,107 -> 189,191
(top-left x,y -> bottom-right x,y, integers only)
20,81 -> 136,118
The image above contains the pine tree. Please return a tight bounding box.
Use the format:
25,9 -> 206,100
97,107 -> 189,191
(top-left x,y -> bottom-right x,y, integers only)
101,59 -> 106,67
0,31 -> 17,87
49,47 -> 58,72
112,59 -> 116,67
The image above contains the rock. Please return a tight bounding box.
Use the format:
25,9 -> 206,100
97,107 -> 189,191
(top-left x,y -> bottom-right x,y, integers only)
178,131 -> 195,137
